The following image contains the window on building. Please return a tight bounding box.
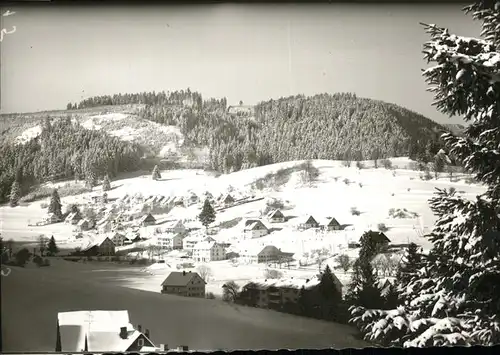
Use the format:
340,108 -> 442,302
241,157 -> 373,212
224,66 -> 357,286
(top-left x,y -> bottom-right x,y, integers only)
137,338 -> 144,347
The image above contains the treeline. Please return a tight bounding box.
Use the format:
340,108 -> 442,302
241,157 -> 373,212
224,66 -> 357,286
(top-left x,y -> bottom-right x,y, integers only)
71,90 -> 447,173
0,117 -> 144,204
67,89 -> 221,112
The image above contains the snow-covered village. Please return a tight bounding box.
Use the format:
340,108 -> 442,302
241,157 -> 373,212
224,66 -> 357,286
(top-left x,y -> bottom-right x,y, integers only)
1,1 -> 499,353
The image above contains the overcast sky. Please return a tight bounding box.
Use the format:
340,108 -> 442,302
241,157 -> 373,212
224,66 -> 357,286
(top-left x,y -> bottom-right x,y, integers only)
1,4 -> 481,124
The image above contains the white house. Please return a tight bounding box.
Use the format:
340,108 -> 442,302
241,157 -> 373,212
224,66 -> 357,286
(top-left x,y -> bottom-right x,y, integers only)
155,233 -> 184,250
240,244 -> 285,264
244,219 -> 269,239
192,241 -> 226,262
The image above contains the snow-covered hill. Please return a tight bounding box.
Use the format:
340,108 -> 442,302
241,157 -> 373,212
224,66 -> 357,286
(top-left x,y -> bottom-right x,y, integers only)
2,158 -> 485,253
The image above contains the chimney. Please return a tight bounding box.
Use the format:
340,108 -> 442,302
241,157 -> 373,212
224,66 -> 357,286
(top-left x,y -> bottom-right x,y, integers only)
183,270 -> 186,276
178,345 -> 189,351
145,329 -> 150,338
160,344 -> 169,351
137,324 -> 142,333
119,327 -> 128,339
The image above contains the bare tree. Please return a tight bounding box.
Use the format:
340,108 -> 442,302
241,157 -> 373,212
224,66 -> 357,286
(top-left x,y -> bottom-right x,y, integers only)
335,254 -> 352,273
222,281 -> 240,302
197,264 -> 212,282
264,268 -> 283,279
38,235 -> 48,256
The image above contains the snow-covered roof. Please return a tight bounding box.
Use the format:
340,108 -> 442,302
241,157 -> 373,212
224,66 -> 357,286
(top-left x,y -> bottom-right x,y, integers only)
66,212 -> 81,221
244,276 -> 322,290
163,220 -> 183,229
77,219 -> 90,226
57,310 -> 146,352
299,215 -> 319,225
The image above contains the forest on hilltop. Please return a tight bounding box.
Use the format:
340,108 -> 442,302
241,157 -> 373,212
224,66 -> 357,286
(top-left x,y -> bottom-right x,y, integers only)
71,90 -> 447,173
0,117 -> 143,204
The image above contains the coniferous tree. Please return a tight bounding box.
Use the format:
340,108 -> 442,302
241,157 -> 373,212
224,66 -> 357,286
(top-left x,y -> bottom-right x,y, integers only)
47,236 -> 59,256
346,231 -> 383,309
85,169 -> 97,190
9,181 -> 21,207
350,1 -> 500,347
152,165 -> 161,180
48,189 -> 62,219
318,265 -> 343,320
198,198 -> 216,229
102,174 -> 111,191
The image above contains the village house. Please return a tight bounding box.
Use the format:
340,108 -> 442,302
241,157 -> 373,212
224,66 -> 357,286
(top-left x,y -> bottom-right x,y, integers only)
267,209 -> 286,223
81,237 -> 116,256
110,232 -> 128,247
323,217 -> 342,231
138,213 -> 156,227
192,240 -> 226,262
155,233 -> 184,250
225,251 -> 240,260
77,219 -> 94,232
172,196 -> 185,207
56,310 -> 156,352
244,219 -> 269,239
239,275 -> 343,309
182,235 -> 201,251
365,230 -> 391,250
163,220 -> 186,235
220,193 -> 235,207
160,271 -> 206,297
99,220 -> 114,233
240,244 -> 286,264
184,193 -> 199,206
298,215 -> 320,230
65,211 -> 82,225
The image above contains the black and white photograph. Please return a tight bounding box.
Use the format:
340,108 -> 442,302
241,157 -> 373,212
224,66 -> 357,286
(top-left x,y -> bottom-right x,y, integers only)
1,0 -> 499,352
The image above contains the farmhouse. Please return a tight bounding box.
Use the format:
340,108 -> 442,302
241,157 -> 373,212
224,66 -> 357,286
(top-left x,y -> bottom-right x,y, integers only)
138,213 -> 156,227
81,237 -> 116,256
239,275 -> 343,309
267,209 -> 286,223
192,240 -> 226,262
65,211 -> 82,225
163,220 -> 186,234
160,271 -> 206,297
220,193 -> 235,207
182,235 -> 201,251
324,217 -> 342,231
240,244 -> 286,264
155,233 -> 184,250
244,219 -> 269,239
77,219 -> 94,231
56,310 -> 156,352
298,216 -> 320,230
